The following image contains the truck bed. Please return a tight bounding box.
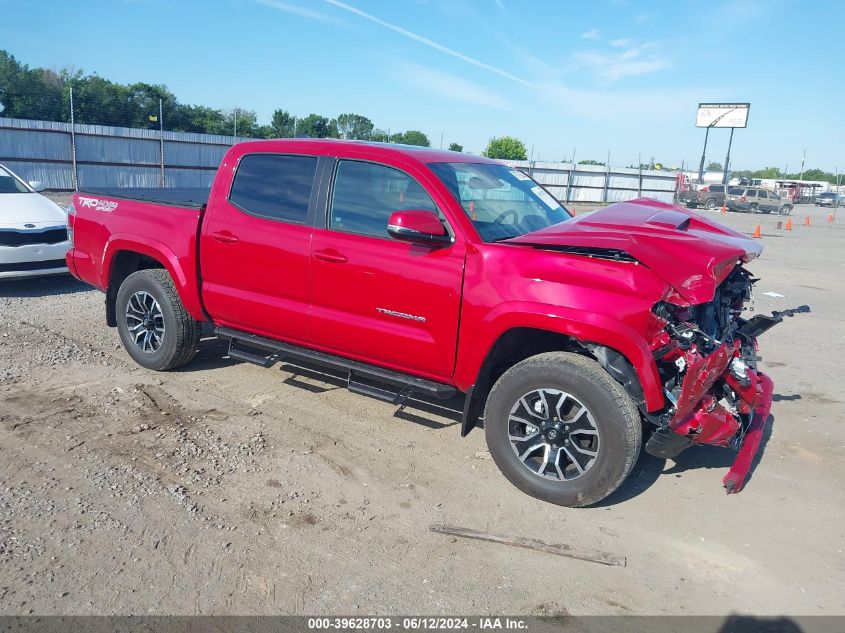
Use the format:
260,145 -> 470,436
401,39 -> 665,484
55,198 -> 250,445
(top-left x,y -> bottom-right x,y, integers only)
80,187 -> 210,209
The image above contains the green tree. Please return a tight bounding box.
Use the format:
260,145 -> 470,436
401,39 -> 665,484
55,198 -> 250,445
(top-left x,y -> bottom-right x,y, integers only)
370,128 -> 389,142
448,142 -> 463,152
706,161 -> 723,171
270,109 -> 296,137
335,113 -> 374,140
578,159 -> 605,166
179,104 -> 227,134
483,136 -> 527,160
749,166 -> 782,179
229,108 -> 261,137
297,113 -> 337,138
391,130 -> 430,147
0,51 -> 65,121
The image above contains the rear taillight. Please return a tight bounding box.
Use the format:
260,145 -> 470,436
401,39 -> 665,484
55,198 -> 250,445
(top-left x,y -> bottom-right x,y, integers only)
701,186 -> 710,192
740,196 -> 747,202
66,205 -> 75,246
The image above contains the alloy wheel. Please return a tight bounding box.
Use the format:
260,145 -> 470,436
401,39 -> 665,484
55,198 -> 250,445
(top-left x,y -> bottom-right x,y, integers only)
507,388 -> 600,481
125,291 -> 165,353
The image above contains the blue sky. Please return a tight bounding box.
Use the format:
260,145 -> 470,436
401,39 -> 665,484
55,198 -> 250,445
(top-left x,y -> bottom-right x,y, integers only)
2,0 -> 843,171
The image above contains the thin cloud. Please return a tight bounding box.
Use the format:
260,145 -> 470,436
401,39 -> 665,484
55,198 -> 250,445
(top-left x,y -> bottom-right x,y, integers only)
609,38 -> 632,47
257,0 -> 347,25
321,0 -> 532,86
392,62 -> 514,111
567,42 -> 669,81
580,29 -> 601,40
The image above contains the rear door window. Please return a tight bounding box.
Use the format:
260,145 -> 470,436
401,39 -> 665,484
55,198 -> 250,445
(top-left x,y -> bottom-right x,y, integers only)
229,154 -> 318,224
758,190 -> 768,199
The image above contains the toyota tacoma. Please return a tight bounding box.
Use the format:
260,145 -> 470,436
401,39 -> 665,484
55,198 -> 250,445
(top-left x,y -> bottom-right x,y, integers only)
66,139 -> 804,506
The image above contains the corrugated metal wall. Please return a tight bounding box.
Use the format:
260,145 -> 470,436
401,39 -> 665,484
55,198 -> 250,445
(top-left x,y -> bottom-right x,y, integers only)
503,160 -> 678,204
0,117 -> 247,190
1,117 -> 679,203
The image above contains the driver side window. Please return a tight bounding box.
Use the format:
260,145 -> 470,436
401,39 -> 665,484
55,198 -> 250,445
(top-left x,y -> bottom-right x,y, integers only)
330,160 -> 439,239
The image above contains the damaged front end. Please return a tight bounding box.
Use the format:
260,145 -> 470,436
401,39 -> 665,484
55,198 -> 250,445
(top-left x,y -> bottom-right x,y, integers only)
644,264 -> 809,493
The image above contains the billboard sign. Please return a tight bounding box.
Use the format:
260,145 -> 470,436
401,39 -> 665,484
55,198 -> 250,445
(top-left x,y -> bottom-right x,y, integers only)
695,103 -> 750,128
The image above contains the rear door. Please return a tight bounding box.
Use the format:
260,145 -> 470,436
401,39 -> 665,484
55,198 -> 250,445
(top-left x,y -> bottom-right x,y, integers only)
200,152 -> 320,344
308,159 -> 465,380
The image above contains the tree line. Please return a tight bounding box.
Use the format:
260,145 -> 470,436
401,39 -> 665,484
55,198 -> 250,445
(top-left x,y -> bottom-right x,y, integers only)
7,50 -> 835,175
0,50 -> 449,148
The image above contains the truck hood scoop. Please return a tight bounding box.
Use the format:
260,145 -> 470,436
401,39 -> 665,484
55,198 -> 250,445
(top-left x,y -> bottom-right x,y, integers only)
504,197 -> 763,304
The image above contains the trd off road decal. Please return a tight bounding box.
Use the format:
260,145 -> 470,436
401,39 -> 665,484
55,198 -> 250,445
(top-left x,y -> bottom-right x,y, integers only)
77,197 -> 119,213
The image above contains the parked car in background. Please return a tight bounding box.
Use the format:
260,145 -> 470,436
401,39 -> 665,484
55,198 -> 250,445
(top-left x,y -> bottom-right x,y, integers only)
727,187 -> 793,215
679,184 -> 728,209
0,164 -> 70,280
815,192 -> 844,207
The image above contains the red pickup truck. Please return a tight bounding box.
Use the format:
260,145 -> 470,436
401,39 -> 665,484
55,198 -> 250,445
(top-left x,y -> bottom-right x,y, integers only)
66,139 -> 797,506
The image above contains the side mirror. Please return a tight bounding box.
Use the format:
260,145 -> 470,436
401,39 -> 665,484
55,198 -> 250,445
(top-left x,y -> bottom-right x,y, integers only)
28,181 -> 46,192
387,210 -> 451,245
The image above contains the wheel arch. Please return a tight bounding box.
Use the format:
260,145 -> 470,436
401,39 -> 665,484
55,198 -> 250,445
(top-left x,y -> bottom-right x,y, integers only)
457,315 -> 664,437
103,237 -> 205,326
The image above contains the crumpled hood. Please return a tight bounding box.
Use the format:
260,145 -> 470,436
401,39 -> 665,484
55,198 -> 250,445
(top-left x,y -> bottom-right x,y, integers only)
504,198 -> 762,305
0,192 -> 67,229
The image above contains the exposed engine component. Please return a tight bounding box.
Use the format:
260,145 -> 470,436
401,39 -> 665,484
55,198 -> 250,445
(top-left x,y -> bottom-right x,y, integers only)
645,262 -> 810,494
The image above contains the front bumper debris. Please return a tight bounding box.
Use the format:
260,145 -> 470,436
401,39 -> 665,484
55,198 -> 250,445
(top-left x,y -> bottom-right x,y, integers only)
722,372 -> 774,494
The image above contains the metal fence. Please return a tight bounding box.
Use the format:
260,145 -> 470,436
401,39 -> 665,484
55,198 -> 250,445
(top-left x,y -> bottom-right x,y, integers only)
502,160 -> 678,204
1,117 -> 679,204
0,117 -> 249,190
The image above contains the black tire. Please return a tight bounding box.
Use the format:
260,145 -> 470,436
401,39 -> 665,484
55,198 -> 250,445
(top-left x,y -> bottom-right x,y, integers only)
748,203 -> 758,214
781,205 -> 792,216
483,352 -> 641,507
115,269 -> 200,371
705,198 -> 716,210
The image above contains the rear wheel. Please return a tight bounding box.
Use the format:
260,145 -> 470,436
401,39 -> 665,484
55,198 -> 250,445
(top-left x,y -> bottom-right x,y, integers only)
781,205 -> 793,215
484,352 -> 641,507
116,269 -> 200,371
748,203 -> 758,213
705,198 -> 716,210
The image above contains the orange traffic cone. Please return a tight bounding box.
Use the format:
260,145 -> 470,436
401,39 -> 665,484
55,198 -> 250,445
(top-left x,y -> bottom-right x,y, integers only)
721,204 -> 727,214
805,215 -> 811,226
828,213 -> 834,223
570,208 -> 577,216
752,224 -> 761,239
785,218 -> 793,231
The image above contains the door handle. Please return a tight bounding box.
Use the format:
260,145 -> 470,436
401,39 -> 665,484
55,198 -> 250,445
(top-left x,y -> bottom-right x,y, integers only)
313,249 -> 347,263
211,230 -> 239,244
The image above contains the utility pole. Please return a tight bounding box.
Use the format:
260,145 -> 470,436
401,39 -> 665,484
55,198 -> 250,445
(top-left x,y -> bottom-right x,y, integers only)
159,98 -> 165,187
799,149 -> 806,182
440,132 -> 443,149
233,108 -> 238,140
69,86 -> 78,191
637,153 -> 643,197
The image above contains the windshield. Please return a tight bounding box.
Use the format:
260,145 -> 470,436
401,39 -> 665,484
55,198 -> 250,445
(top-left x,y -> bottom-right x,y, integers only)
0,166 -> 31,194
428,162 -> 570,241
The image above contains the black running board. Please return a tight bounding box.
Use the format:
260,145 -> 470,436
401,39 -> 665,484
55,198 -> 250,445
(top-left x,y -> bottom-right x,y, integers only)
216,326 -> 457,404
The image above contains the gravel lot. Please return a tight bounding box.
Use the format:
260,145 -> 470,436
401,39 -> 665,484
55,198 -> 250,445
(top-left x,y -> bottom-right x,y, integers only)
0,200 -> 843,616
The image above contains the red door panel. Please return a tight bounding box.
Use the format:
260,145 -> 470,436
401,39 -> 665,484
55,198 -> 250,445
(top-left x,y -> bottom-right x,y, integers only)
308,230 -> 465,381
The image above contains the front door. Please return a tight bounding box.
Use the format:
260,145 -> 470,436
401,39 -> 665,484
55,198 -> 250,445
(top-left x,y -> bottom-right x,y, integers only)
308,159 -> 465,381
200,152 -> 319,344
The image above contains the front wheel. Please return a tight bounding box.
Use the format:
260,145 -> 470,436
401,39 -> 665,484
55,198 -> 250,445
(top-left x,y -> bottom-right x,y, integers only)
748,203 -> 758,214
781,205 -> 793,215
705,198 -> 716,210
115,269 -> 200,371
484,352 -> 642,507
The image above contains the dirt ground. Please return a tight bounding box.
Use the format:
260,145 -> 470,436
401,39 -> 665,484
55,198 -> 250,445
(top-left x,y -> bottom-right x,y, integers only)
1,200 -> 843,616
